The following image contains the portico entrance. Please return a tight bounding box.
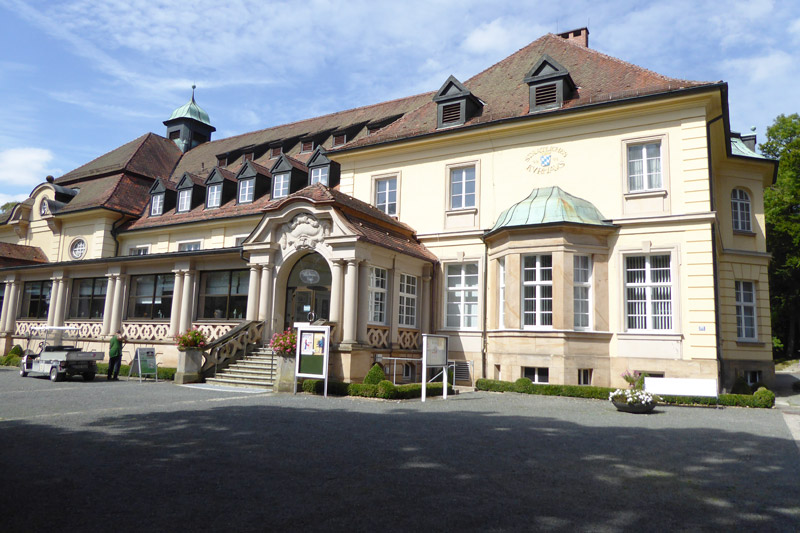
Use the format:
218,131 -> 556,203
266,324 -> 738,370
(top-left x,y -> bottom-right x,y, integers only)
284,252 -> 331,329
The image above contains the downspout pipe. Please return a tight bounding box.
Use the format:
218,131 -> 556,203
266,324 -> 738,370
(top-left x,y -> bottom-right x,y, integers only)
482,238 -> 489,381
707,112 -> 724,392
110,214 -> 127,257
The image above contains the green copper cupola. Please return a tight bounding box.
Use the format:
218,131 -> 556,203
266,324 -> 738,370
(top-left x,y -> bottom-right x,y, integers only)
164,85 -> 216,153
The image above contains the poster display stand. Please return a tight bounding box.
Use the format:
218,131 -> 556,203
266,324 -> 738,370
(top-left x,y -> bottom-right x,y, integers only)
293,324 -> 331,397
128,347 -> 158,383
421,334 -> 448,402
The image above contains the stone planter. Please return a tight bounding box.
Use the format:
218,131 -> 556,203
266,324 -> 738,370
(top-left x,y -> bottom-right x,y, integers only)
612,400 -> 656,414
175,348 -> 204,384
274,351 -> 296,393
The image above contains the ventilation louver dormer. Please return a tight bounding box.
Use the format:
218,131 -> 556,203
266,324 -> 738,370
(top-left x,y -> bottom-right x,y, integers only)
524,55 -> 576,112
433,75 -> 483,129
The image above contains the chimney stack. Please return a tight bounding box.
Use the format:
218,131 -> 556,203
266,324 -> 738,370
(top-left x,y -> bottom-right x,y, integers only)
558,27 -> 589,48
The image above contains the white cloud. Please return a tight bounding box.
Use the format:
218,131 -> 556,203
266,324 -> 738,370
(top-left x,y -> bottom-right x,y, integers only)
790,18 -> 800,40
722,50 -> 794,83
462,18 -> 534,57
0,148 -> 57,189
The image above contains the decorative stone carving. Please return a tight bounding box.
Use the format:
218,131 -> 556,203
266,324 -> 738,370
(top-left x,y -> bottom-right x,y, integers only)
278,213 -> 330,251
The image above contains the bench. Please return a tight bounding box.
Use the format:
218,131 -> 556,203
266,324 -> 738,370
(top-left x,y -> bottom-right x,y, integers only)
644,377 -> 718,402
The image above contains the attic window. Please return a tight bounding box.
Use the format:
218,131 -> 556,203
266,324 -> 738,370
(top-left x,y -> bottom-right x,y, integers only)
177,190 -> 192,213
301,141 -> 314,153
441,103 -> 462,125
217,156 -> 227,167
367,125 -> 380,135
150,193 -> 164,216
169,130 -> 180,140
534,84 -> 558,107
244,152 -> 254,162
333,134 -> 346,146
270,146 -> 282,158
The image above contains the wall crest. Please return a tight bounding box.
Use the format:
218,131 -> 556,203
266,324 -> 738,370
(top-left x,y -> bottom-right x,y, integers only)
278,213 -> 330,251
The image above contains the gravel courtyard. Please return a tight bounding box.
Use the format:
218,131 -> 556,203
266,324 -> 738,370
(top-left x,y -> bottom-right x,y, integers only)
2,368 -> 799,532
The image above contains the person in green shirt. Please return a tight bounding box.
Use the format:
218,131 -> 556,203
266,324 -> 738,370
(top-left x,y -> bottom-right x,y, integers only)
108,334 -> 124,381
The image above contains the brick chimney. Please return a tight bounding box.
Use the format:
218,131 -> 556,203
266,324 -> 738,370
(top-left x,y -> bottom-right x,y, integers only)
558,27 -> 589,47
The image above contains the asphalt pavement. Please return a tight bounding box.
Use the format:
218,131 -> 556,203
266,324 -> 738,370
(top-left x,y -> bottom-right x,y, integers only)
2,368 -> 799,532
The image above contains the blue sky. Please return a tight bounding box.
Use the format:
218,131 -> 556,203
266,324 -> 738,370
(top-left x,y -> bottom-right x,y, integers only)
0,0 -> 798,206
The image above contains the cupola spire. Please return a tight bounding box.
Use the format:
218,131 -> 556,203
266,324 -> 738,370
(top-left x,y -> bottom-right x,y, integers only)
164,85 -> 216,153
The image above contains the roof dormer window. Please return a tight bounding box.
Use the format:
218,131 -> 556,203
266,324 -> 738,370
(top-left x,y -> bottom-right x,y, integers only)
217,156 -> 227,167
273,173 -> 290,198
433,75 -> 482,129
525,55 -> 575,112
177,189 -> 192,213
333,133 -> 346,146
301,141 -> 314,153
310,167 -> 329,186
150,193 -> 164,216
243,151 -> 254,162
238,178 -> 254,203
270,146 -> 281,158
207,184 -> 222,208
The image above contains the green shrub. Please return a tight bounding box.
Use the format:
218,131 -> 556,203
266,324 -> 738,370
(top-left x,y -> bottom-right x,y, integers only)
9,344 -> 23,357
1,354 -> 21,367
363,364 -> 386,385
730,377 -> 752,395
302,379 -> 349,395
513,378 -> 534,394
753,387 -> 775,408
96,363 -> 176,381
750,381 -> 767,393
377,380 -> 397,399
347,383 -> 378,397
476,378 -> 515,392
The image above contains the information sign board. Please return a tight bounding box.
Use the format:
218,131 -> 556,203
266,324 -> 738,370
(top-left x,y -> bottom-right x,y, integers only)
422,334 -> 448,402
293,324 -> 330,397
128,348 -> 158,383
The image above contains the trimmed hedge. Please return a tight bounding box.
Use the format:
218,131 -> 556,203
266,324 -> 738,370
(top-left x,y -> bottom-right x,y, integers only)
363,364 -> 386,385
96,362 -> 177,381
1,354 -> 21,367
301,378 -> 453,399
476,378 -> 775,408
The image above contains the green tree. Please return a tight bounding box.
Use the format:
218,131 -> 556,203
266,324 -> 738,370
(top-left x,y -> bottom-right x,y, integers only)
0,201 -> 17,213
761,113 -> 800,358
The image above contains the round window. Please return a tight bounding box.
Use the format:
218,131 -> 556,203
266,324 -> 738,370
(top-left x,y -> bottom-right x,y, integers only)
70,239 -> 87,259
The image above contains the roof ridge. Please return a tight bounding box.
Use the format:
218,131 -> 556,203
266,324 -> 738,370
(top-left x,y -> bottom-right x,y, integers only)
57,133 -> 151,182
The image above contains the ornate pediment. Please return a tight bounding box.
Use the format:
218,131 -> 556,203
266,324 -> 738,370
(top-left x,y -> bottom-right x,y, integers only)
277,213 -> 331,251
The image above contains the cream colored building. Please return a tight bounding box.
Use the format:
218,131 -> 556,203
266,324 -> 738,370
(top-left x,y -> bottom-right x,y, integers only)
0,28 -> 776,390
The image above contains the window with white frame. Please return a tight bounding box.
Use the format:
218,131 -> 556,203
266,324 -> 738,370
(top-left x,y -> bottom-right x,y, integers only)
498,258 -> 506,328
449,166 -> 476,210
578,368 -> 593,385
150,193 -> 164,216
273,173 -> 290,198
735,280 -> 757,340
238,178 -> 254,203
523,367 -> 549,383
573,255 -> 591,329
177,189 -> 192,212
398,274 -> 417,327
369,267 -> 388,324
627,142 -> 662,192
745,370 -> 762,386
178,241 -> 201,252
375,176 -> 397,215
129,245 -> 149,256
446,263 -> 479,328
207,184 -> 222,208
731,189 -> 752,232
522,255 -> 553,328
310,167 -> 329,186
625,254 -> 673,331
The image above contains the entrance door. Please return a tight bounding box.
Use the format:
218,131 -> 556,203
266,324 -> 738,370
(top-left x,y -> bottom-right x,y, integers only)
284,253 -> 332,329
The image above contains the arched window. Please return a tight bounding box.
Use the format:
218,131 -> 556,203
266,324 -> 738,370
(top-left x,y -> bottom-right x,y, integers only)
731,189 -> 752,232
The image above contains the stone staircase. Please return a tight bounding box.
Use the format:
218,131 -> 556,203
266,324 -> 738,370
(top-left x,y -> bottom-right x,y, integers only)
205,348 -> 277,390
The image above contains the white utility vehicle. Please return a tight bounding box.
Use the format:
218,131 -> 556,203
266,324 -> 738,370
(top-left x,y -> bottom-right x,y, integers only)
19,326 -> 104,382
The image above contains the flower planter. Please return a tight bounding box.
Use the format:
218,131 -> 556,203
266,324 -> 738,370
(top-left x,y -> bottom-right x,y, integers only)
175,348 -> 204,384
612,400 -> 656,414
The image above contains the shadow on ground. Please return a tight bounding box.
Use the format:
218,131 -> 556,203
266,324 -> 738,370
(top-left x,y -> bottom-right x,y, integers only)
2,400 -> 799,532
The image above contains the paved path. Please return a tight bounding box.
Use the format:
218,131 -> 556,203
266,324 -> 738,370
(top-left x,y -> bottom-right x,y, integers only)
2,368 -> 799,532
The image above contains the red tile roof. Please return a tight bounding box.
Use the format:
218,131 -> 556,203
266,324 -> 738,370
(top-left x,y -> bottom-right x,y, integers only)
0,242 -> 48,267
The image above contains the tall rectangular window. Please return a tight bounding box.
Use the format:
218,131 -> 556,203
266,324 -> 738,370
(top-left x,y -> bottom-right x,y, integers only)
446,263 -> 479,328
735,281 -> 757,340
238,178 -> 254,203
69,278 -> 107,319
498,258 -> 506,328
578,368 -> 593,385
207,184 -> 222,208
310,167 -> 329,186
522,255 -> 553,328
273,173 -> 290,198
573,255 -> 591,329
450,166 -> 476,209
375,177 -> 397,215
731,189 -> 752,232
0,283 -> 5,320
150,193 -> 164,216
625,254 -> 672,331
198,270 -> 249,320
21,280 -> 52,319
127,274 -> 174,319
369,267 -> 388,324
398,274 -> 417,327
627,142 -> 662,192
177,189 -> 192,212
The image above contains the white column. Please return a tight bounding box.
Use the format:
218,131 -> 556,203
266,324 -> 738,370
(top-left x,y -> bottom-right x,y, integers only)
53,278 -> 67,327
329,260 -> 344,343
0,281 -> 12,333
342,259 -> 359,343
3,282 -> 19,334
47,278 -> 59,327
179,270 -> 194,333
101,275 -> 116,336
109,275 -> 125,334
169,271 -> 184,337
421,273 -> 431,334
246,265 -> 261,321
357,261 -> 370,344
259,265 -> 274,339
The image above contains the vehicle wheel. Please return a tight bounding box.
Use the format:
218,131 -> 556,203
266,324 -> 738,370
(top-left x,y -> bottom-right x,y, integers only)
20,365 -> 28,378
50,367 -> 63,382
83,372 -> 95,382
